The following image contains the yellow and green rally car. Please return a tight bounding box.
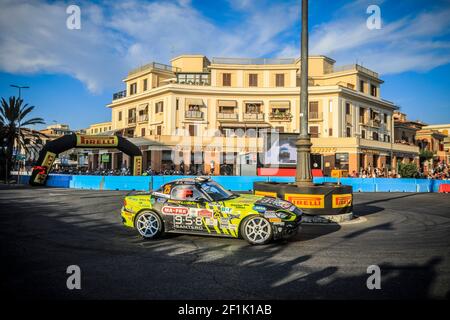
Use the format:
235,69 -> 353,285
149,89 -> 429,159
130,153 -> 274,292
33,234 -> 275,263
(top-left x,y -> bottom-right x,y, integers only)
121,177 -> 302,245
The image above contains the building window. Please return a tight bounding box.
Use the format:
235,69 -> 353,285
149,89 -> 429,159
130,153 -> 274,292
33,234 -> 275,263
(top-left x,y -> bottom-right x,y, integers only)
359,107 -> 365,123
275,74 -> 285,87
384,114 -> 388,123
345,102 -> 351,115
373,132 -> 379,141
128,108 -> 136,123
309,101 -> 319,119
176,98 -> 179,110
309,126 -> 319,138
249,74 -> 258,87
118,111 -> 122,121
361,130 -> 366,139
156,125 -> 162,136
222,73 -> 231,86
245,103 -> 261,113
188,124 -> 197,136
141,128 -> 146,136
143,79 -> 148,91
220,106 -> 235,113
359,80 -> 365,93
155,101 -> 164,113
329,128 -> 333,137
370,84 -> 377,97
346,127 -> 351,137
335,153 -> 349,170
130,82 -> 137,95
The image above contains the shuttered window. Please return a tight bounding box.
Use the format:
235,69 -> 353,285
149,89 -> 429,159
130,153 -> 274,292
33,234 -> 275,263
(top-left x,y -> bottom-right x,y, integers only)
249,74 -> 258,87
222,73 -> 231,86
275,74 -> 285,87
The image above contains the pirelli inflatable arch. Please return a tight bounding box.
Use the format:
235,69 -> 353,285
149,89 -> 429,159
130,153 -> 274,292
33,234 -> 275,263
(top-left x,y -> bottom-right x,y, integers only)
29,134 -> 142,186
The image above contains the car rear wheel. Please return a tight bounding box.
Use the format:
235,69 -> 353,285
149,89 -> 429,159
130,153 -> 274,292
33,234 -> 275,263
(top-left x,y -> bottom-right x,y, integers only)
241,216 -> 273,245
135,210 -> 163,239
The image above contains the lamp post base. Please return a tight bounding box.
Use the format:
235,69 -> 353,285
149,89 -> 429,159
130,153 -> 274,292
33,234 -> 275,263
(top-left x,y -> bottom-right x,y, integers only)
295,136 -> 313,187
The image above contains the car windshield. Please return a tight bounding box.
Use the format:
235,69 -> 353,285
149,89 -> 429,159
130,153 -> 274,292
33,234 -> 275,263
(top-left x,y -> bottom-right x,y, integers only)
200,181 -> 235,201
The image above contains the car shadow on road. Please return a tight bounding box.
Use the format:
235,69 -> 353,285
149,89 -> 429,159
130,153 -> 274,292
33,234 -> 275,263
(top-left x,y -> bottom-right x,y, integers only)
0,191 -> 445,299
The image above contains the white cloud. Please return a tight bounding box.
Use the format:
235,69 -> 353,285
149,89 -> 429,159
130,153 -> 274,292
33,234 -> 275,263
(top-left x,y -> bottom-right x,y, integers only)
309,2 -> 450,74
0,0 -> 298,93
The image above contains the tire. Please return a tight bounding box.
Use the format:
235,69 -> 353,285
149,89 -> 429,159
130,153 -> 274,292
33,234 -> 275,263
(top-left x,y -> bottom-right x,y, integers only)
134,210 -> 164,239
241,215 -> 273,245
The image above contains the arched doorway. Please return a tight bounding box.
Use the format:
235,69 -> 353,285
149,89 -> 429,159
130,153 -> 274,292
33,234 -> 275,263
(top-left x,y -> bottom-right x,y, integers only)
29,134 -> 142,186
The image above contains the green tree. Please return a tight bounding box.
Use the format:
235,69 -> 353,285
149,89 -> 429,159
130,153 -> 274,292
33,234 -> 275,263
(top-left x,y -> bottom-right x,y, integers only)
419,150 -> 434,162
398,162 -> 418,178
0,96 -> 45,181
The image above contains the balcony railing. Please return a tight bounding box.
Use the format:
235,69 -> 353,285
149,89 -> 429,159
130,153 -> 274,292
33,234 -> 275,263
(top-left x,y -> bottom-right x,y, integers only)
346,114 -> 353,124
211,57 -> 296,65
217,113 -> 238,120
243,113 -> 264,121
127,117 -> 136,125
269,112 -> 292,121
309,111 -> 323,120
128,62 -> 180,76
185,110 -> 204,119
138,115 -> 148,122
369,119 -> 381,128
113,90 -> 126,100
328,64 -> 379,78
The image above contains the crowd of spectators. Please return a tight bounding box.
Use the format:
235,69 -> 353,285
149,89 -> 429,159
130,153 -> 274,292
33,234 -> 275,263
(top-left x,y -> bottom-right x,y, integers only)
348,161 -> 449,180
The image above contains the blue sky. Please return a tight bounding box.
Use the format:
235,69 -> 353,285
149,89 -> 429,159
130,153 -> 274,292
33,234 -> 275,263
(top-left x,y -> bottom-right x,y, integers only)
0,0 -> 449,130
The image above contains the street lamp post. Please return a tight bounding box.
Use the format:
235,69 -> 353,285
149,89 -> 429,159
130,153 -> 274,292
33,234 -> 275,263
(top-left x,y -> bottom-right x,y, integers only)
10,84 -> 30,184
295,0 -> 313,187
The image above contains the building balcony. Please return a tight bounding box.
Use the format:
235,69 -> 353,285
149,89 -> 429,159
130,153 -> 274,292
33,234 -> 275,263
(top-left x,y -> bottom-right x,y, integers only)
128,62 -> 180,77
309,111 -> 323,121
361,119 -> 382,128
243,113 -> 264,121
127,117 -> 136,126
113,90 -> 126,100
328,64 -> 379,79
217,113 -> 239,121
345,114 -> 352,125
138,115 -> 149,122
185,110 -> 204,119
269,112 -> 292,121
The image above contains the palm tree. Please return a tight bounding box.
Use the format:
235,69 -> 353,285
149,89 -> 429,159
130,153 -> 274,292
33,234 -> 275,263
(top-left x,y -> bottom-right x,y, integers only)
0,96 -> 45,181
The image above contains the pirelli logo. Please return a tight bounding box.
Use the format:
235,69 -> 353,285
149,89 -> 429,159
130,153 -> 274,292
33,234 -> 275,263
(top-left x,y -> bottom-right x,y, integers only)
254,190 -> 277,197
76,135 -> 118,147
133,156 -> 142,176
33,151 -> 56,184
332,194 -> 353,208
284,193 -> 325,209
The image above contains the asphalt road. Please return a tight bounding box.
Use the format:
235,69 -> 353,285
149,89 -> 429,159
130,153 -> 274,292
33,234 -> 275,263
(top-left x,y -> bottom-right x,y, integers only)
1,186 -> 449,300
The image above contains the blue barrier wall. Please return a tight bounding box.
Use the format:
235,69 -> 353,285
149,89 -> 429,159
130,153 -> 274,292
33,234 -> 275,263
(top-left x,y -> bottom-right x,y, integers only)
18,174 -> 450,193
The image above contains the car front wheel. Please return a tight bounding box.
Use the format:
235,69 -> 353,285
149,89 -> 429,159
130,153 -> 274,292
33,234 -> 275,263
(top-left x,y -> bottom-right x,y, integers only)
135,210 -> 163,239
241,216 -> 273,245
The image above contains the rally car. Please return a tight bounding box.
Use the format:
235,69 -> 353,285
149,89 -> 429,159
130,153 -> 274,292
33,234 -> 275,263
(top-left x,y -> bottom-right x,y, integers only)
121,177 -> 302,245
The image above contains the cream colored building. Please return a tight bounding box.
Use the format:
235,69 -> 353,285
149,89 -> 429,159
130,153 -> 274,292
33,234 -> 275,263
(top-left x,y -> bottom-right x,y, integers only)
86,121 -> 112,135
99,54 -> 419,175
